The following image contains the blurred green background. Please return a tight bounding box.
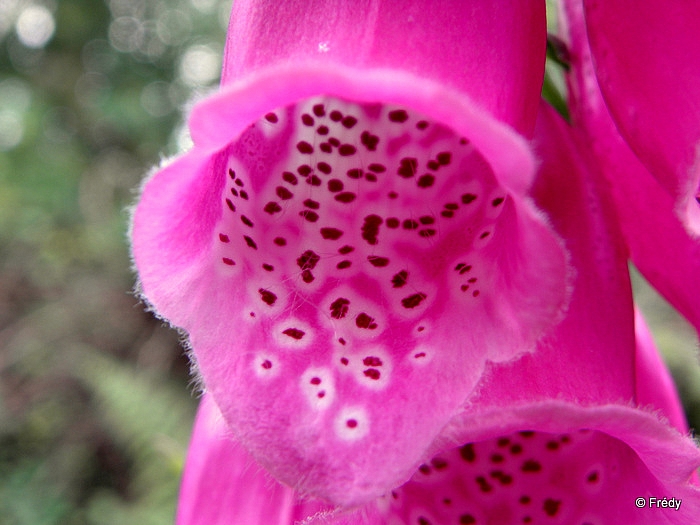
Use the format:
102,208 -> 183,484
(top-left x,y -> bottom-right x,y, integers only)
0,1 -> 697,524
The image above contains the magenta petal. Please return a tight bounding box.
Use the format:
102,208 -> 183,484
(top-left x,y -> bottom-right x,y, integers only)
222,0 -> 546,137
583,0 -> 700,234
177,394 -> 331,525
562,0 -> 700,335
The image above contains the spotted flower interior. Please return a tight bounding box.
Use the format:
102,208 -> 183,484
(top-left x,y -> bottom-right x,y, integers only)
368,429 -> 678,525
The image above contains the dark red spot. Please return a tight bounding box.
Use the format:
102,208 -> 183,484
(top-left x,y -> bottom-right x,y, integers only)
337,260 -> 352,269
462,193 -> 477,204
230,187 -> 238,197
341,115 -> 357,128
414,352 -> 426,358
320,227 -> 343,240
282,327 -> 305,340
497,437 -> 510,447
367,255 -> 390,267
347,168 -> 363,179
480,231 -> 491,239
519,495 -> 531,505
368,163 -> 386,173
543,499 -> 561,517
264,112 -> 278,123
329,109 -> 342,121
240,215 -> 254,227
388,109 -> 409,122
339,144 -> 356,156
301,269 -> 315,283
472,290 -> 480,297
307,175 -> 322,186
460,444 -> 476,462
419,464 -> 431,475
328,137 -> 340,147
262,263 -> 274,272
356,312 -> 378,330
510,444 -> 523,454
427,160 -> 440,171
520,431 -> 535,438
297,141 -> 313,154
299,210 -> 319,222
317,391 -> 325,398
264,201 -> 282,214
587,471 -> 599,483
445,202 -> 459,210
419,215 -> 435,225
258,288 -> 277,306
335,192 -> 356,203
219,233 -> 230,243
312,104 -> 325,117
338,245 -> 354,254
388,191 -> 398,199
340,357 -> 349,365
361,214 -> 383,245
261,360 -> 272,369
401,292 -> 427,309
303,199 -> 320,209
490,453 -> 504,464
402,219 -> 419,230
397,157 -> 417,178
317,162 -> 332,174
386,217 -> 399,228
222,258 -> 235,266
363,368 -> 381,380
226,199 -> 236,211
459,515 -> 476,525
417,120 -> 429,130
273,237 -> 287,246
228,169 -> 236,179
330,297 -> 350,319
417,518 -> 431,525
243,236 -> 257,249
301,114 -> 314,126
459,265 -> 473,275
391,270 -> 408,288
297,165 -> 312,176
475,476 -> 493,493
546,441 -> 559,451
276,186 -> 293,200
437,151 -> 452,165
491,470 -> 513,485
282,171 -> 298,185
317,125 -> 329,135
327,179 -> 344,192
363,356 -> 383,367
346,419 -> 357,428
365,173 -> 377,182
319,142 -> 332,154
360,130 -> 379,151
492,197 -> 505,207
338,338 -> 346,346
521,460 -> 542,473
417,174 -> 435,188
297,250 -> 320,270
419,229 -> 436,237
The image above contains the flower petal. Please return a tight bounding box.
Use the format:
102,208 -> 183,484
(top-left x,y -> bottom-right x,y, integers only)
562,0 -> 700,335
222,0 -> 546,136
177,394 -> 331,525
582,0 -> 700,234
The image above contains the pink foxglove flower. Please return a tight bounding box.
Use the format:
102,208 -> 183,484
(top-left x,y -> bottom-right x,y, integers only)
131,0 -> 571,505
579,0 -> 700,236
561,0 -> 700,335
175,104 -> 700,525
